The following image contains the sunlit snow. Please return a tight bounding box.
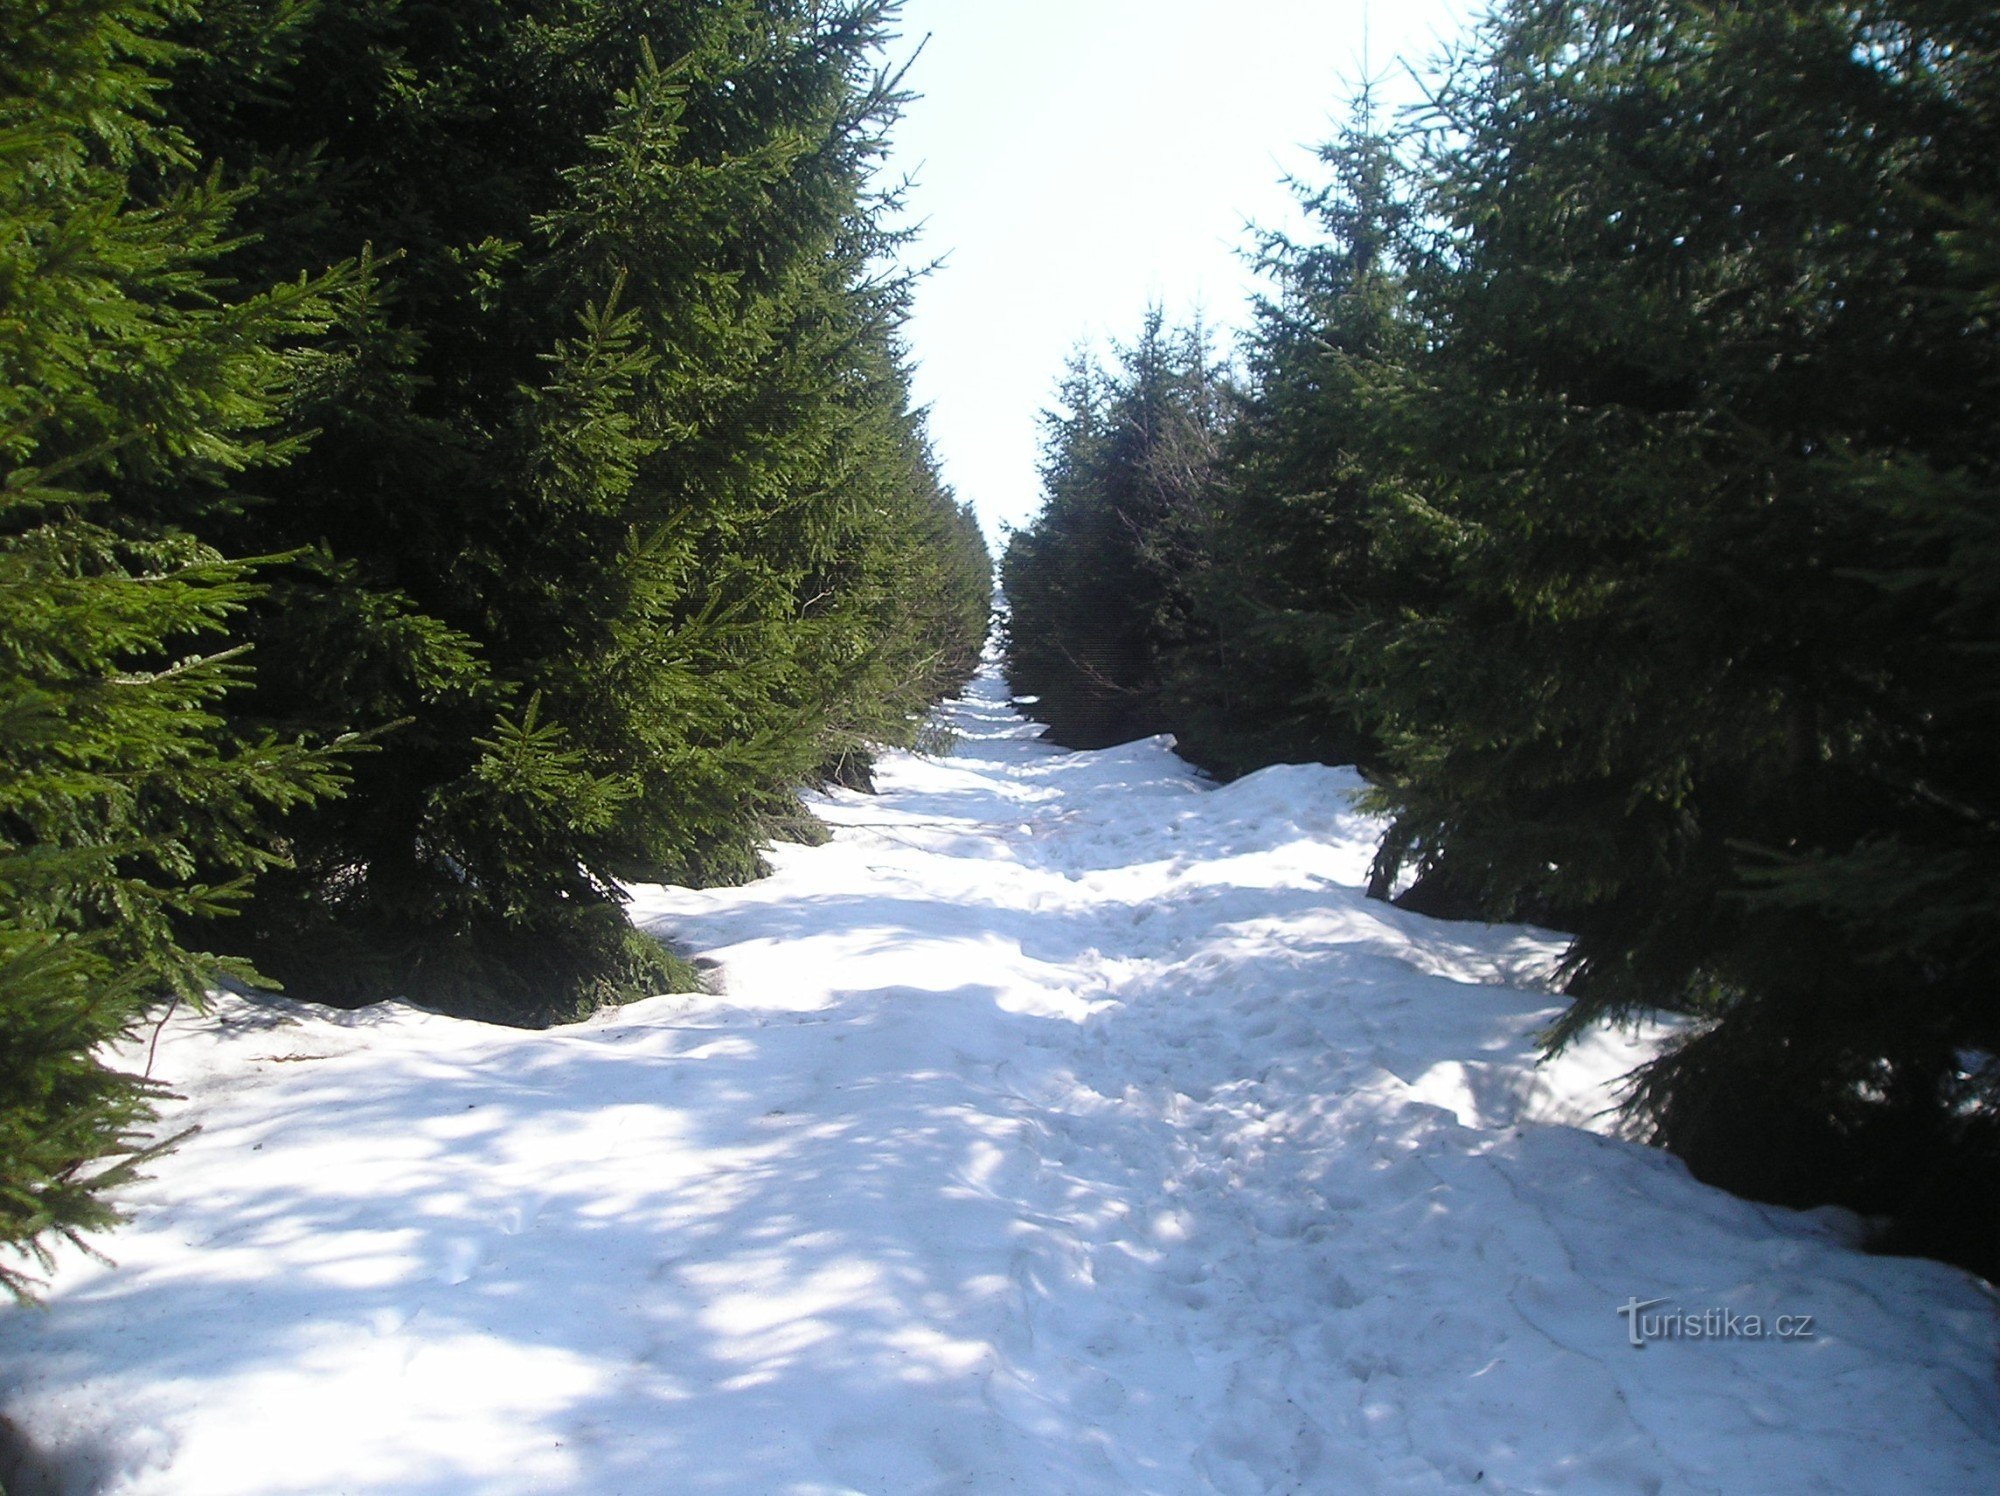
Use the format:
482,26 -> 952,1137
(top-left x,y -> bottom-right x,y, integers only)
2,664 -> 1996,1493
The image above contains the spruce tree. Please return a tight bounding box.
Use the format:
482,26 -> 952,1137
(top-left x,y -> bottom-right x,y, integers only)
0,0 -> 343,1294
1006,0 -> 1996,1275
160,0 -> 988,1021
1004,313 -> 1227,750
1351,0 -> 2000,1271
1167,97 -> 1425,782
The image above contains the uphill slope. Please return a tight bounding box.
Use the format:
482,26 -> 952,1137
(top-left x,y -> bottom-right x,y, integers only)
1,668 -> 1996,1494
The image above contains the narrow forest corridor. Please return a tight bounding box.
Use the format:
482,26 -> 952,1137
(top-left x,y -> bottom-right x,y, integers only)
2,666 -> 1996,1494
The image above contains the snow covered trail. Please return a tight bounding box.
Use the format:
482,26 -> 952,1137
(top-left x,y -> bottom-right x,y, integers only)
4,668 -> 1999,1495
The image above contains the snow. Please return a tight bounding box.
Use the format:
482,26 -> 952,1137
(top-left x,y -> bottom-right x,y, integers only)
3,665 -> 1997,1494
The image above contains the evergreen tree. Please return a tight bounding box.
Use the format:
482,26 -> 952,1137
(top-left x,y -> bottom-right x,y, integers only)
1351,0 -> 2000,1272
0,0 -> 343,1294
159,0 -> 988,1022
1014,0 -> 1998,1276
1167,96 -> 1425,783
1004,312 -> 1227,750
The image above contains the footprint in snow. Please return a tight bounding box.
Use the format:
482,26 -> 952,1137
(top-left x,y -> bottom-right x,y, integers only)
499,1194 -> 549,1235
1061,1359 -> 1129,1416
438,1236 -> 482,1286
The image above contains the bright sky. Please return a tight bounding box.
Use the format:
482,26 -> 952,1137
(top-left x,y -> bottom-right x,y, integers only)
876,0 -> 1474,547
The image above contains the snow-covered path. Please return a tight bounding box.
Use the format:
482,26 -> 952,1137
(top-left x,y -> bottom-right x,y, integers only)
4,669 -> 1998,1494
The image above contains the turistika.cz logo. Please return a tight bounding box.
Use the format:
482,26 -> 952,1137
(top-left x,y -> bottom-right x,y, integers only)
1617,1296 -> 1816,1348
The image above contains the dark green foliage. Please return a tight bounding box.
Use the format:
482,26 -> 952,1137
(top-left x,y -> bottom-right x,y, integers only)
1164,99 -> 1425,782
1002,117 -> 1418,782
1003,312 -> 1226,750
1,0 -> 986,1290
1345,0 -> 2000,1274
0,0 -> 344,1295
156,0 -> 991,1021
1016,1 -> 2000,1276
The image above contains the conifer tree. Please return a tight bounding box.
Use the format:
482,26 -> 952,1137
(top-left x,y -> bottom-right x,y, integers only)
1167,98 -> 1423,781
160,0 -> 988,1021
0,0 -> 343,1294
1004,313 -> 1227,750
1351,0 -> 2000,1271
1009,0 -> 1996,1275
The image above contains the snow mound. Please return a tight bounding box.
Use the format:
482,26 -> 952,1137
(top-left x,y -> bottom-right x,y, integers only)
2,668 -> 1995,1494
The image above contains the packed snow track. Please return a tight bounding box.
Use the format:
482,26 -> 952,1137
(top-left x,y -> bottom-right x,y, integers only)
2,667 -> 1996,1494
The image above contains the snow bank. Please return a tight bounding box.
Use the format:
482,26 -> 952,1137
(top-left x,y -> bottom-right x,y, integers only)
2,668 -> 1995,1494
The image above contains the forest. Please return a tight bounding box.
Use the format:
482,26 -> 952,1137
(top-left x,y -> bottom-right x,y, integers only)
4,1 -> 2000,1485
0,0 -> 990,1296
3,0 -> 1996,1376
1005,0 -> 1999,1280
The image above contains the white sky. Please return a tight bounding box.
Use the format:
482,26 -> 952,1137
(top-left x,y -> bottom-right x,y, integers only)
875,0 -> 1474,547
